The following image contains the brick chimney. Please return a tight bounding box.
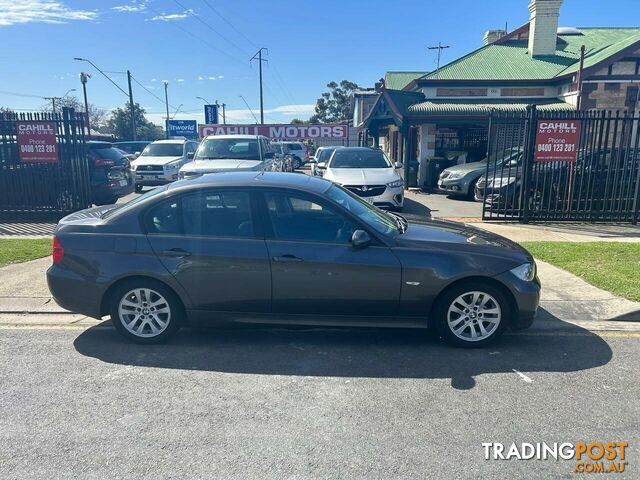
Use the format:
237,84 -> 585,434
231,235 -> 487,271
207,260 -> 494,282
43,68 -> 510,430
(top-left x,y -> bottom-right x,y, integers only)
528,0 -> 563,57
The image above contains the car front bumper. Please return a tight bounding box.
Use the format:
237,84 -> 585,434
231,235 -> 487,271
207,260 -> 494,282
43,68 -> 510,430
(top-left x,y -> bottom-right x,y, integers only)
134,169 -> 180,185
493,270 -> 541,330
345,185 -> 404,209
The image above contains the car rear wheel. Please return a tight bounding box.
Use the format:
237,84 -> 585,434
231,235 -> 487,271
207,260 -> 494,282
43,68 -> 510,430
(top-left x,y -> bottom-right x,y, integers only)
109,280 -> 182,343
435,282 -> 509,347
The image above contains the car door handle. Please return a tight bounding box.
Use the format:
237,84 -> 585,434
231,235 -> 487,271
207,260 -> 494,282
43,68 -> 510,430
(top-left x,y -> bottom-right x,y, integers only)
272,254 -> 303,263
162,248 -> 191,258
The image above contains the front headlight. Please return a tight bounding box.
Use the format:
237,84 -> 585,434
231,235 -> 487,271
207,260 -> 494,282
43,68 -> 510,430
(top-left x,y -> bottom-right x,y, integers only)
165,161 -> 181,170
490,177 -> 516,187
387,179 -> 404,188
130,164 -> 137,171
510,262 -> 536,282
446,170 -> 466,180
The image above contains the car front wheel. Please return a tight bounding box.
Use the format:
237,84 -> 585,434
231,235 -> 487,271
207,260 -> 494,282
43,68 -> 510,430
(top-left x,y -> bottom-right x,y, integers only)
435,282 -> 509,347
109,280 -> 182,343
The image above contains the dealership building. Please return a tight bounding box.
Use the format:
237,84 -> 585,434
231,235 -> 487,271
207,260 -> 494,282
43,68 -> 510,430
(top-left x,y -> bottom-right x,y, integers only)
353,0 -> 640,187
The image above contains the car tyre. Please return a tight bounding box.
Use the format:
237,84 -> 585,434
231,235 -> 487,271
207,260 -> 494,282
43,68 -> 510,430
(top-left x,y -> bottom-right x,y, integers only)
466,179 -> 479,200
109,279 -> 183,344
434,281 -> 510,348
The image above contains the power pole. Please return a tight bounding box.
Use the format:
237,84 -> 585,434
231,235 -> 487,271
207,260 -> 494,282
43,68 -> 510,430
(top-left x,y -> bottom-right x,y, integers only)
80,72 -> 91,134
163,81 -> 170,138
222,103 -> 226,124
428,42 -> 450,78
250,48 -> 268,124
127,70 -> 137,141
44,97 -> 57,114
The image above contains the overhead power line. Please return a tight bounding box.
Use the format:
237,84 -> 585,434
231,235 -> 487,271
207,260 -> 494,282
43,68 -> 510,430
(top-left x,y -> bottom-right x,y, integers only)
130,75 -> 178,111
201,0 -> 258,50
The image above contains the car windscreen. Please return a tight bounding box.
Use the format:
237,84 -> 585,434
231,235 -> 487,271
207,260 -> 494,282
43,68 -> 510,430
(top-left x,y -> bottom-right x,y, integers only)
140,143 -> 183,157
316,148 -> 336,162
195,138 -> 260,160
90,145 -> 125,160
101,185 -> 168,219
329,149 -> 391,168
325,184 -> 399,236
116,143 -> 146,154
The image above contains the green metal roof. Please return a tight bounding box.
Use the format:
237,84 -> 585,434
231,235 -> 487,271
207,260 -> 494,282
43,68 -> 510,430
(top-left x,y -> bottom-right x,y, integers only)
419,28 -> 640,81
384,71 -> 428,90
407,99 -> 575,116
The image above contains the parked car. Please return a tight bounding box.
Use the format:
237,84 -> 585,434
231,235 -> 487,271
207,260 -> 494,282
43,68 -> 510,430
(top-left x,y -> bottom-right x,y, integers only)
87,141 -> 134,205
178,135 -> 277,178
272,141 -> 308,169
47,172 -> 540,347
311,146 -> 344,176
131,139 -> 199,192
113,141 -> 151,159
321,147 -> 404,211
438,148 -> 523,200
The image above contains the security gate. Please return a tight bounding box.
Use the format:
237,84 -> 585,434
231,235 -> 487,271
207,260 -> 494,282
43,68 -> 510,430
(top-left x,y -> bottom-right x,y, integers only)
0,108 -> 91,221
480,107 -> 640,223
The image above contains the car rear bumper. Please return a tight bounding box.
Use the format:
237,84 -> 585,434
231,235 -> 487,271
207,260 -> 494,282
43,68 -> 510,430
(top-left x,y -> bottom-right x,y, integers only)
47,265 -> 104,319
493,270 -> 541,330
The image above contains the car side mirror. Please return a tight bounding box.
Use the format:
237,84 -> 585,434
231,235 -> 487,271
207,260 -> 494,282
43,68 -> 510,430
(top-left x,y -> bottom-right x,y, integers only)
394,161 -> 403,169
316,162 -> 326,169
309,156 -> 317,163
187,152 -> 195,159
351,229 -> 371,249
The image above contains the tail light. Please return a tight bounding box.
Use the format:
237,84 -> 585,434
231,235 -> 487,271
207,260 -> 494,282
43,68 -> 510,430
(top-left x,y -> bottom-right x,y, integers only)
52,236 -> 64,264
94,158 -> 115,167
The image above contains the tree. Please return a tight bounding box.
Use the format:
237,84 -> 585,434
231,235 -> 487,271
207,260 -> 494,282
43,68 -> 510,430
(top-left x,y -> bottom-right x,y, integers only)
290,118 -> 308,125
309,80 -> 360,124
41,95 -> 107,131
106,102 -> 164,141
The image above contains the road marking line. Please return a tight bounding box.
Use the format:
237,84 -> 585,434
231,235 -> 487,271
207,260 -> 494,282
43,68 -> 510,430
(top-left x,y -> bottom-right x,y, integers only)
512,369 -> 533,383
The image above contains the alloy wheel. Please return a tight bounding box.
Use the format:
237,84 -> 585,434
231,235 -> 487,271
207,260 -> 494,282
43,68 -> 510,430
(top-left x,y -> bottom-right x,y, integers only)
118,288 -> 171,338
446,291 -> 502,342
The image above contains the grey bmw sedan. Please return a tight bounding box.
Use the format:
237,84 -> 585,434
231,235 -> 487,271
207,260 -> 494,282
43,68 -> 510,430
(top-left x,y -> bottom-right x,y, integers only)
47,172 -> 540,347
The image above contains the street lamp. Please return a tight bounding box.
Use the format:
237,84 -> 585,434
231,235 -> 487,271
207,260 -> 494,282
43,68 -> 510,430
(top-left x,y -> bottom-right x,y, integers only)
163,81 -> 169,139
44,88 -> 76,113
80,72 -> 91,134
196,96 -> 211,104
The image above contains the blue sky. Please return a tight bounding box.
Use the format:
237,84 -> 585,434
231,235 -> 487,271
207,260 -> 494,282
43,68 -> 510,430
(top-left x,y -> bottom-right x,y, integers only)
0,0 -> 638,125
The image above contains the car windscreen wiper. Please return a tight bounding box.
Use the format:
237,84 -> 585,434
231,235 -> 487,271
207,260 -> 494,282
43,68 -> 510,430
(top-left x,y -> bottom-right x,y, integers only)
386,211 -> 407,233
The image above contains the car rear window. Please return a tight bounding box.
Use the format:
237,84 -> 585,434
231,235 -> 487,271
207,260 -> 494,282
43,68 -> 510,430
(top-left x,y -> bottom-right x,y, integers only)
287,144 -> 303,150
90,146 -> 125,160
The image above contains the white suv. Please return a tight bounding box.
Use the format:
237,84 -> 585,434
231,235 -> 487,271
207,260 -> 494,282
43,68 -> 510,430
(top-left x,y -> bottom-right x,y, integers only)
131,139 -> 198,191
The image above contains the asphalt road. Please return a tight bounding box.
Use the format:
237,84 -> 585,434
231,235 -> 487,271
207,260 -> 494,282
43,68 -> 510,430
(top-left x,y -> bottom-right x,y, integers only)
1,324 -> 638,479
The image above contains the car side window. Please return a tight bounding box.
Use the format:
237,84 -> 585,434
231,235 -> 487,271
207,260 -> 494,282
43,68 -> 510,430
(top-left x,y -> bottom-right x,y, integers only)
146,199 -> 181,234
264,191 -> 355,244
182,191 -> 254,238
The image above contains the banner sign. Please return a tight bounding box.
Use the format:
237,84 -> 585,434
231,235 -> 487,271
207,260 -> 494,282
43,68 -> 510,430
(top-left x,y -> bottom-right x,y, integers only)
534,120 -> 581,162
204,104 -> 219,124
199,123 -> 349,140
16,121 -> 59,164
167,119 -> 198,139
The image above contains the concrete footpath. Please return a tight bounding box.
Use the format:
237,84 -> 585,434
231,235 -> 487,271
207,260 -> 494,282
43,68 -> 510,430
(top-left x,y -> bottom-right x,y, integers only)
1,256 -> 638,333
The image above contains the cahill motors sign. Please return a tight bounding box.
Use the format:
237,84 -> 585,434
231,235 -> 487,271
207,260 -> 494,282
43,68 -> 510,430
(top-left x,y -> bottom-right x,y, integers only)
199,123 -> 349,140
16,121 -> 58,164
534,120 -> 581,162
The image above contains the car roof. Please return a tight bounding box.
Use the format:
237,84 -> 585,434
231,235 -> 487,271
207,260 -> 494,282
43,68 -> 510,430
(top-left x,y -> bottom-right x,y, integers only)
114,141 -> 149,144
152,139 -> 189,144
203,134 -> 265,140
167,171 -> 332,194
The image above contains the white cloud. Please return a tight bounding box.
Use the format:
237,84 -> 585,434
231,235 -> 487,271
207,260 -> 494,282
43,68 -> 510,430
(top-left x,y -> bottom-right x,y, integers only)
218,75 -> 224,79
150,78 -> 157,82
176,78 -> 184,83
207,76 -> 216,80
197,75 -> 204,81
0,1 -> 97,26
146,104 -> 317,126
149,9 -> 193,22
112,2 -> 147,13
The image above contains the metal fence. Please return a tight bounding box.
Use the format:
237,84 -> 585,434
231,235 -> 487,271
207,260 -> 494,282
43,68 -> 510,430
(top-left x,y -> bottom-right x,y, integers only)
0,108 -> 91,221
480,107 -> 640,223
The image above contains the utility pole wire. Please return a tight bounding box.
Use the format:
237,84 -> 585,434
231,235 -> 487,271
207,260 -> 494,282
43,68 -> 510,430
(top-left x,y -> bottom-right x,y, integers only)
201,0 -> 258,49
239,95 -> 259,124
130,75 -> 178,111
171,0 -> 249,56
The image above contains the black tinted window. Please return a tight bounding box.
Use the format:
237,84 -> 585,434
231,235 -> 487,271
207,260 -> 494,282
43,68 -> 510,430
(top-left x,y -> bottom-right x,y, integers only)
90,146 -> 124,160
146,199 -> 180,234
287,144 -> 303,150
182,191 -> 253,237
265,192 -> 355,243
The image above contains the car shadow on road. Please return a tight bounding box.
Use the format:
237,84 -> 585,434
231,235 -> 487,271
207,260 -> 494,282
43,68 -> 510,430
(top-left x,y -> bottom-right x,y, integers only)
401,197 -> 431,223
73,308 -> 612,390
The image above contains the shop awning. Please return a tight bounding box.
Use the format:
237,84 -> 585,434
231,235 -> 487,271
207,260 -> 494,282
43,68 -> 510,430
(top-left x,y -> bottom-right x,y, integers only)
407,99 -> 575,116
